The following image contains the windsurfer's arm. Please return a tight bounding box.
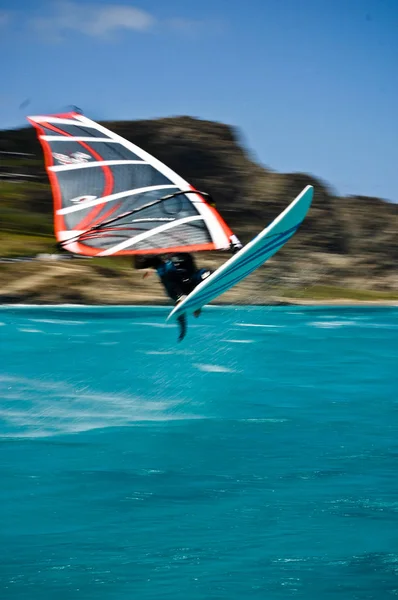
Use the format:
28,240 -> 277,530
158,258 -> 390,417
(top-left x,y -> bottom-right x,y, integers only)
133,255 -> 159,270
133,255 -> 158,279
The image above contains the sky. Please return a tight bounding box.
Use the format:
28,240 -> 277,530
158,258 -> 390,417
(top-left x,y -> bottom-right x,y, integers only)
0,0 -> 397,201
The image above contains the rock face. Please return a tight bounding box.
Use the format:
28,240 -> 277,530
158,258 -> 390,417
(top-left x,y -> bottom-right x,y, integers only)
0,115 -> 397,303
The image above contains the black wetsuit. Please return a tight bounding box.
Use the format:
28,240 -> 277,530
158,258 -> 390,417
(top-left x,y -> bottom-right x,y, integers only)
135,253 -> 211,341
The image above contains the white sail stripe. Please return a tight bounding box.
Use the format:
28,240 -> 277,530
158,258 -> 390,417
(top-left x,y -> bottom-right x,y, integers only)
97,216 -> 204,256
29,117 -> 100,127
41,136 -> 119,142
73,114 -> 231,250
50,160 -> 148,172
57,184 -> 179,215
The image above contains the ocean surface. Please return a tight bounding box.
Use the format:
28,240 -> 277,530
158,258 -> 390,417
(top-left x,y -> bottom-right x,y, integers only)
1,305 -> 397,599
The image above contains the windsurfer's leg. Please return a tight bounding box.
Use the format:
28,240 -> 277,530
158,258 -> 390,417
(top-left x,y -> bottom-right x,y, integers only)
178,269 -> 211,318
177,314 -> 187,342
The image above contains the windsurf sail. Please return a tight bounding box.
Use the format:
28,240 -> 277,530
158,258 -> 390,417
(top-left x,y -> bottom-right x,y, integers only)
27,112 -> 238,256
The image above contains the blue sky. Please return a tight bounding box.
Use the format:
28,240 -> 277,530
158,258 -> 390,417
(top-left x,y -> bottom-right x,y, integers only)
1,0 -> 397,201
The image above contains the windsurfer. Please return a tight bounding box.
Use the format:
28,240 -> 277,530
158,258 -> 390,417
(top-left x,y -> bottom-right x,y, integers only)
134,240 -> 242,341
134,253 -> 212,341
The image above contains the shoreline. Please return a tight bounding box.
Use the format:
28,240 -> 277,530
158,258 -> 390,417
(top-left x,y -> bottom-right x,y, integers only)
1,300 -> 397,308
2,258 -> 397,308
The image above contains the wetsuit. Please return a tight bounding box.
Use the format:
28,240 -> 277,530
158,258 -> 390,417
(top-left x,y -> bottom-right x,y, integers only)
134,253 -> 212,341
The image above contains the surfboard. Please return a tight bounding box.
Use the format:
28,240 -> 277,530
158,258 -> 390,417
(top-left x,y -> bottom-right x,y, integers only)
167,185 -> 314,322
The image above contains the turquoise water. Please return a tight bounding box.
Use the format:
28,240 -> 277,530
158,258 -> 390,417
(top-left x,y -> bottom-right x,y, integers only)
1,305 -> 398,599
